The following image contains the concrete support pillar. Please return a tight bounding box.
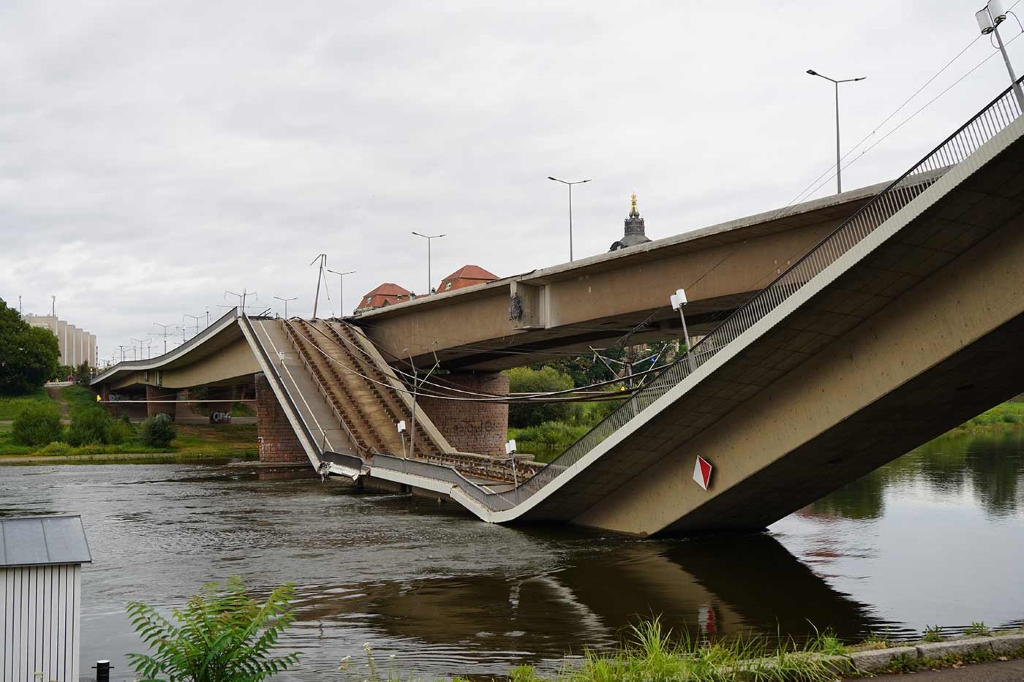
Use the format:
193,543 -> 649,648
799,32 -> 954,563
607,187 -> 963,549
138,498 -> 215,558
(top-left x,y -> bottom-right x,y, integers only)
206,386 -> 234,424
145,385 -> 175,420
255,373 -> 305,463
419,371 -> 509,456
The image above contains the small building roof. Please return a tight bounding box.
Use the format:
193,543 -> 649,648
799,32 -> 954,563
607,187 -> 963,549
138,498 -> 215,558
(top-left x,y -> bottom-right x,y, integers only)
0,515 -> 92,568
439,265 -> 498,292
357,282 -> 414,311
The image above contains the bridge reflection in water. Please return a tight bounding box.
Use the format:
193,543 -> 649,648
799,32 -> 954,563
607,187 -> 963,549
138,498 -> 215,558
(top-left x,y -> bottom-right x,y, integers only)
289,533 -> 884,658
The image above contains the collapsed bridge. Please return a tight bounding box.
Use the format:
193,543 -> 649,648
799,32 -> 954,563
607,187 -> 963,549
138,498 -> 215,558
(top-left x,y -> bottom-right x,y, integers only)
93,81 -> 1024,536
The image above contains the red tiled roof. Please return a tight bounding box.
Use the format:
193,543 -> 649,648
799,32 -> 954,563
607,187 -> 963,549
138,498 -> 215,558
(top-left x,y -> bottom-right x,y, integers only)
357,282 -> 413,310
439,265 -> 498,292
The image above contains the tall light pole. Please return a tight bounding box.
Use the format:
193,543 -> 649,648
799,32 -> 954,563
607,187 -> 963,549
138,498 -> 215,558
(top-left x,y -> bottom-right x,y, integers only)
547,176 -> 591,262
273,296 -> 297,318
411,232 -> 444,294
326,269 -> 356,316
977,1 -> 1024,108
806,70 -> 865,194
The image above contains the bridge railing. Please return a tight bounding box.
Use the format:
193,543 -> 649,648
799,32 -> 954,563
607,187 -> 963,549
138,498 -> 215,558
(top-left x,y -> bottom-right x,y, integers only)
467,78 -> 1024,512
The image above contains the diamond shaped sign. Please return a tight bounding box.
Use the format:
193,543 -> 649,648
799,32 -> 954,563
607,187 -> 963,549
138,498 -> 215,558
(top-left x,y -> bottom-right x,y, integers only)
692,455 -> 712,490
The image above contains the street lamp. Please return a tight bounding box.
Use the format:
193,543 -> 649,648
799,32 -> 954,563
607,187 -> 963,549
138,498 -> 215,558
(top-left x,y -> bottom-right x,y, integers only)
273,296 -> 297,318
411,232 -> 444,294
326,269 -> 356,316
976,0 -> 1024,108
670,288 -> 696,373
547,176 -> 591,262
806,70 -> 865,194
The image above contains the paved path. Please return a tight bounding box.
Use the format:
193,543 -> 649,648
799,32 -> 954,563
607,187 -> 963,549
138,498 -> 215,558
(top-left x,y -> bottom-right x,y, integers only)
871,659 -> 1024,680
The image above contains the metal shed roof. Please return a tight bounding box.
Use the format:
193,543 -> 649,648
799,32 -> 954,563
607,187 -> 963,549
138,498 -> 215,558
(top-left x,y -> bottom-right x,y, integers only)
0,515 -> 92,568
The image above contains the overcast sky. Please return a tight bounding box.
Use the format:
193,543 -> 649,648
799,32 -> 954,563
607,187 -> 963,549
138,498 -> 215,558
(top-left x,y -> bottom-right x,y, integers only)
1,0 -> 1021,364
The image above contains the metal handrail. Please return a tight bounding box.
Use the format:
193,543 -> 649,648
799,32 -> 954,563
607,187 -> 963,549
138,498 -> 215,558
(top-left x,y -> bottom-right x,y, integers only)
461,77 -> 1024,512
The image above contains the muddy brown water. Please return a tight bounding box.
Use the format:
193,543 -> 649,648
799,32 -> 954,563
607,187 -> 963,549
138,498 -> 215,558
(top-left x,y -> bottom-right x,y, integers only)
1,430 -> 1022,680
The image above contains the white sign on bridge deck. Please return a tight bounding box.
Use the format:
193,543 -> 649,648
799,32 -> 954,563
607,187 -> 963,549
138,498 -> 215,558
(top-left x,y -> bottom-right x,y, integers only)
693,455 -> 712,490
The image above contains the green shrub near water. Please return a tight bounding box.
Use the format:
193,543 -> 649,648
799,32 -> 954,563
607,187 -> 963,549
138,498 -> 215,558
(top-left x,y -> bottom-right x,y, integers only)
11,403 -> 63,446
126,577 -> 301,682
38,441 -> 74,456
139,414 -> 177,448
65,408 -> 113,446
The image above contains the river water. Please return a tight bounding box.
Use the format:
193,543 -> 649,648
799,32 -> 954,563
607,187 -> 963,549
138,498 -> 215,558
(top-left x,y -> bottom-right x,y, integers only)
1,430 -> 1022,680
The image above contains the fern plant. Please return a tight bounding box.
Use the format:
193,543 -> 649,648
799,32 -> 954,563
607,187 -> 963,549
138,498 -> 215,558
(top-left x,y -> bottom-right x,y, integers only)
126,577 -> 301,682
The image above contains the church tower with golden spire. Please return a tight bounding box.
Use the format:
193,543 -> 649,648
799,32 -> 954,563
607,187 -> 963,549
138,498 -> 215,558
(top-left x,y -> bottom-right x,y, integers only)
610,192 -> 652,251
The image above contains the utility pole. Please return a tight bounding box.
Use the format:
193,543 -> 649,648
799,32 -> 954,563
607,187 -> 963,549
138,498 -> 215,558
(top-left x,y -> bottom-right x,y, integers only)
224,289 -> 257,314
310,254 -> 327,318
131,338 -> 146,362
183,314 -> 202,339
152,322 -> 175,355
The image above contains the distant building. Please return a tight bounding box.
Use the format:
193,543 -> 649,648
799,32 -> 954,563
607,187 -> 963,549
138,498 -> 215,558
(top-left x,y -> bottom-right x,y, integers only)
438,265 -> 498,293
22,314 -> 98,368
355,283 -> 415,313
609,193 -> 652,251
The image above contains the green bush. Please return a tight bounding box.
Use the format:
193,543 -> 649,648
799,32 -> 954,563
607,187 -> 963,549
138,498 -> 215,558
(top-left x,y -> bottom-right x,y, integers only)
139,414 -> 176,448
12,403 -> 63,446
507,366 -> 584,428
65,408 -> 111,446
38,441 -> 73,456
107,419 -> 136,445
510,421 -> 590,462
127,577 -> 301,682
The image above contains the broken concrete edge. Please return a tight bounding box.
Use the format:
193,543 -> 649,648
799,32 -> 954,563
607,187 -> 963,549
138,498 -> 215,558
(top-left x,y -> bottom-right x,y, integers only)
845,631 -> 1024,674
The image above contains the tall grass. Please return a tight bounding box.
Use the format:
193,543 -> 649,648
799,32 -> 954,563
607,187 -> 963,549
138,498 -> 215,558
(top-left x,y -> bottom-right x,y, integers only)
0,387 -> 52,420
350,618 -> 847,682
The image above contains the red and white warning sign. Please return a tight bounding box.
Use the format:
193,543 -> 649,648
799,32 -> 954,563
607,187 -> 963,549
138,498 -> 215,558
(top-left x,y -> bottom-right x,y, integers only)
692,455 -> 712,490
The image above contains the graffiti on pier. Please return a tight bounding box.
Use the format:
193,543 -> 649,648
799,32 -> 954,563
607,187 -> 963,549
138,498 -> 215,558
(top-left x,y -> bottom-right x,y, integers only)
210,411 -> 232,424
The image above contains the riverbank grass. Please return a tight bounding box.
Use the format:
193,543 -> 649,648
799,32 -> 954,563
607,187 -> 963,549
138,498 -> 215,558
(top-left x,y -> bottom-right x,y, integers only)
0,387 -> 52,420
462,620 -> 847,682
949,400 -> 1024,434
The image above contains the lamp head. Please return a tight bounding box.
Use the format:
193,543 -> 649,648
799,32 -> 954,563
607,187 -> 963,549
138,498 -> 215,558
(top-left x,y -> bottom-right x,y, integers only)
670,288 -> 688,310
806,69 -> 818,76
977,7 -> 996,34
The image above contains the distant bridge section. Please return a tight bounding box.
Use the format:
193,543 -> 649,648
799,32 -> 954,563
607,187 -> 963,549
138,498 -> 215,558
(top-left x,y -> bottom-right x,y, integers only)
353,182 -> 893,372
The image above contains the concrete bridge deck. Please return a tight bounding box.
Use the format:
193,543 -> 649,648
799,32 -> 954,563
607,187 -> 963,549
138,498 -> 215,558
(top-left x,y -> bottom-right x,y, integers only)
352,181 -> 897,372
